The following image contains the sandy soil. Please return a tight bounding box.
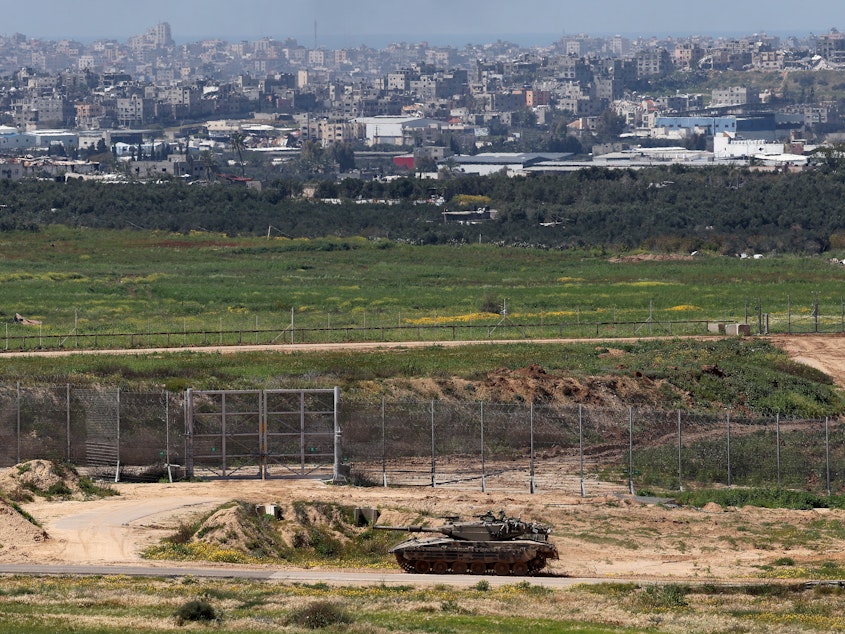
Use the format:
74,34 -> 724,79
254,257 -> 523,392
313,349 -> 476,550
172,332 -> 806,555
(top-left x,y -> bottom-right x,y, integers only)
0,477 -> 842,582
3,334 -> 845,581
769,334 -> 845,386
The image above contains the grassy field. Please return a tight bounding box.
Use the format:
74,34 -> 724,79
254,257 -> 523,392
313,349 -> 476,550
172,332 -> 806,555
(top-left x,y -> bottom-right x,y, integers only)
4,227 -> 845,346
0,575 -> 843,633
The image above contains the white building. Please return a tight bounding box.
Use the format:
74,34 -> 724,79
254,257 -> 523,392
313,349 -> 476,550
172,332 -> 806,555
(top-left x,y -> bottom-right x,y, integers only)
0,126 -> 34,150
353,116 -> 424,146
713,133 -> 808,166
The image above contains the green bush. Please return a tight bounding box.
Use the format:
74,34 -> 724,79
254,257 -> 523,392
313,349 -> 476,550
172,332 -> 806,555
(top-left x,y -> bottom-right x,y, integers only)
173,598 -> 218,625
284,601 -> 351,629
637,584 -> 688,609
675,487 -> 845,510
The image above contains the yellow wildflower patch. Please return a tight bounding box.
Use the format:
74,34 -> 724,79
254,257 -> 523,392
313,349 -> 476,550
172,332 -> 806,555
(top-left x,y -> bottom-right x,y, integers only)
405,312 -> 498,325
668,305 -> 700,311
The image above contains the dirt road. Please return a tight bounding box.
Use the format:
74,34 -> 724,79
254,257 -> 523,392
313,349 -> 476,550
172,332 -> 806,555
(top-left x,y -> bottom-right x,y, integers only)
3,334 -> 845,582
5,475 -> 844,583
769,334 -> 845,385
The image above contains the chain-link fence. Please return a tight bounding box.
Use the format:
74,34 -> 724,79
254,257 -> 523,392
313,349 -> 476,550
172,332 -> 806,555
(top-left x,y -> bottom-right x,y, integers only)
341,401 -> 845,496
0,385 -> 184,482
0,386 -> 842,494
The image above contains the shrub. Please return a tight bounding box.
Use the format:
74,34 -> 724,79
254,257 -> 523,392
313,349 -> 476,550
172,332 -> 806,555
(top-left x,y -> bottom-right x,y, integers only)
173,599 -> 218,625
46,482 -> 72,498
637,584 -> 688,609
166,522 -> 195,545
285,601 -> 351,629
78,477 -> 118,498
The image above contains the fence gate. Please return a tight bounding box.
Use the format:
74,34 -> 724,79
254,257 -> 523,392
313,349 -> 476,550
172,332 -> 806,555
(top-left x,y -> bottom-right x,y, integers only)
185,387 -> 340,480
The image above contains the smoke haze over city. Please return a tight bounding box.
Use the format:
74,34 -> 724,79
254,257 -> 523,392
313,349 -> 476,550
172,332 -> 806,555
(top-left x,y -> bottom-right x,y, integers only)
6,0 -> 845,45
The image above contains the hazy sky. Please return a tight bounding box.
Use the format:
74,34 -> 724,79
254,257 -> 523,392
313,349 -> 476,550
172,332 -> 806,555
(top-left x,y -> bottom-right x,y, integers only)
6,0 -> 845,45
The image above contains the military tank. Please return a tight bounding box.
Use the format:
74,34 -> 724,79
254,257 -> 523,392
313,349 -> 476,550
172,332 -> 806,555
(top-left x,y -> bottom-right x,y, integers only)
374,510 -> 558,576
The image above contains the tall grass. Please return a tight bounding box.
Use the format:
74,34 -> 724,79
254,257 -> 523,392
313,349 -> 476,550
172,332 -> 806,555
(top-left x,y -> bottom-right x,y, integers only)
4,227 -> 845,340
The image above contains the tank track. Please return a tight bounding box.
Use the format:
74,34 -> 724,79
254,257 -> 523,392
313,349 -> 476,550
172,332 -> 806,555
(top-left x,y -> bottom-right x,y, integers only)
394,554 -> 547,575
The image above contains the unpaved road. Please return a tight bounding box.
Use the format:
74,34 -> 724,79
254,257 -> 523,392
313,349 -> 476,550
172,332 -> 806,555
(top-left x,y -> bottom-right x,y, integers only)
8,472 -> 845,585
769,334 -> 845,385
3,334 -> 844,584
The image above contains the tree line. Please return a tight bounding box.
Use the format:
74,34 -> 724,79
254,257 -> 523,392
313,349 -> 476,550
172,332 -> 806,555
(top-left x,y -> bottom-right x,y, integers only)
1,165 -> 844,254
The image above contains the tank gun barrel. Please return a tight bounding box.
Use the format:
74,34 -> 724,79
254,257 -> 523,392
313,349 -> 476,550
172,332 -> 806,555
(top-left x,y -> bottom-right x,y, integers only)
374,525 -> 449,534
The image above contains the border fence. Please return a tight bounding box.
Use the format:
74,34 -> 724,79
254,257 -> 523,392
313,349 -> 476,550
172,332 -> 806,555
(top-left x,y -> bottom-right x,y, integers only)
5,293 -> 845,351
0,385 -> 843,496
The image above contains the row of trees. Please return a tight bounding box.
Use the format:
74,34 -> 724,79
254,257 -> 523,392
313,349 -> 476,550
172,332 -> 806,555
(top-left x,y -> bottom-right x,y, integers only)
2,165 -> 845,254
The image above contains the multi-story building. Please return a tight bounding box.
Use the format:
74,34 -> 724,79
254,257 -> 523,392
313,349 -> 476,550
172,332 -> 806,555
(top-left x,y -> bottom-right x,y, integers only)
635,48 -> 672,79
711,86 -> 760,108
13,94 -> 74,128
116,94 -> 154,127
673,43 -> 704,69
817,29 -> 845,63
301,117 -> 362,145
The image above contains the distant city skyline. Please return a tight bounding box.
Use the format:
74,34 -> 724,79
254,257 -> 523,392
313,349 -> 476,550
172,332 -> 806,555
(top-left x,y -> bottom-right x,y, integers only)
5,0 -> 845,47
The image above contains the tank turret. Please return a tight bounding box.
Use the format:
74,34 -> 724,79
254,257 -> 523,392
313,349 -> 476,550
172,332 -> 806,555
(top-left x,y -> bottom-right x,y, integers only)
375,511 -> 558,576
376,511 -> 552,542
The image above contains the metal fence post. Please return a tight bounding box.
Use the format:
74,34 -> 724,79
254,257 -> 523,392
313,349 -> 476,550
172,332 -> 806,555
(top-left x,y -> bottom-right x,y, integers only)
185,388 -> 194,479
727,409 -> 732,488
787,295 -> 791,334
16,382 -> 20,465
259,390 -> 266,481
165,391 -> 173,484
114,388 -> 120,483
430,400 -> 436,488
381,397 -> 387,487
480,402 -> 486,493
333,386 -> 341,483
579,404 -> 585,498
66,383 -> 71,462
677,410 -> 683,492
825,417 -> 831,497
776,412 -> 781,488
628,407 -> 635,495
529,403 -> 535,494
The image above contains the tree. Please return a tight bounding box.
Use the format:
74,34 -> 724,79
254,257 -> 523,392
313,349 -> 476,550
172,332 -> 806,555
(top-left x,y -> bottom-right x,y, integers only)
331,143 -> 356,172
200,150 -> 218,181
230,131 -> 246,177
594,108 -> 626,141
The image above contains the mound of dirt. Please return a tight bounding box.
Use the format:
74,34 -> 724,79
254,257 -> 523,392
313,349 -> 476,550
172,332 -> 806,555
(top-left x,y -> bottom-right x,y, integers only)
375,365 -> 690,408
0,460 -> 92,502
0,498 -> 48,556
189,501 -> 366,560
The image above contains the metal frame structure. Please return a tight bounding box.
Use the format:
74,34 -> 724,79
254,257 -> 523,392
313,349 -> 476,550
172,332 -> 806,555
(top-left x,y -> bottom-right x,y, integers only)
184,387 -> 341,480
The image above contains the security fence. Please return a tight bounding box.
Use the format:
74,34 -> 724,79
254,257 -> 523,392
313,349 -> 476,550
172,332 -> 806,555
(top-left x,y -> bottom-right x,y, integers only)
0,386 -> 843,495
342,401 -> 845,496
0,385 -> 183,482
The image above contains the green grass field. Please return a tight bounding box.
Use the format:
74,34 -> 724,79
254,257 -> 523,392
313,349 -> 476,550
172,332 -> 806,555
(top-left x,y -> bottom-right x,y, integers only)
3,227 -> 845,346
1,575 -> 843,633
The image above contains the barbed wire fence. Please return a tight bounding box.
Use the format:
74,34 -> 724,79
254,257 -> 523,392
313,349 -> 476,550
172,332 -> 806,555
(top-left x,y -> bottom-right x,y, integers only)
0,386 -> 843,495
340,399 -> 844,496
4,293 -> 845,352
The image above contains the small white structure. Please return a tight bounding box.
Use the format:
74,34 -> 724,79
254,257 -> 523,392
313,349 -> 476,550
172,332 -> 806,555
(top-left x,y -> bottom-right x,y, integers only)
713,133 -> 798,162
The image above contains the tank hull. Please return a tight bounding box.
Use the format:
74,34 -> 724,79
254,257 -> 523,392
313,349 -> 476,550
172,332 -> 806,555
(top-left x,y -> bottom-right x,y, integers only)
389,536 -> 558,576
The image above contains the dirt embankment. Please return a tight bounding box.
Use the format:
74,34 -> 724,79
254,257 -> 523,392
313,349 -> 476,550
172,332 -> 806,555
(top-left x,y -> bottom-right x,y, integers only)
368,361 -> 686,408
769,334 -> 845,387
